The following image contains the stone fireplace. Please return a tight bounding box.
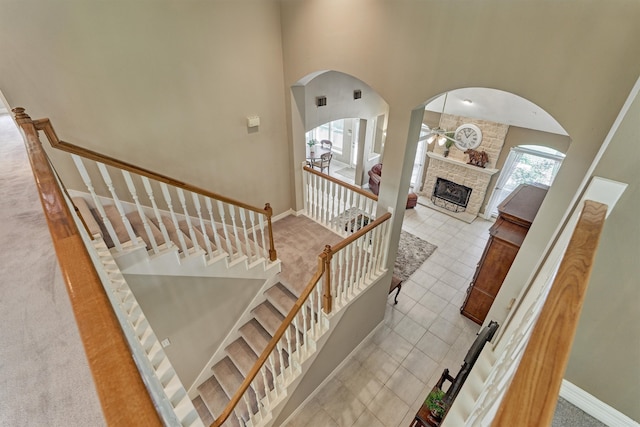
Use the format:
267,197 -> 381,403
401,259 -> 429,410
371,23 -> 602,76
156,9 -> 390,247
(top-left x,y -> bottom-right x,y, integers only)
419,114 -> 507,222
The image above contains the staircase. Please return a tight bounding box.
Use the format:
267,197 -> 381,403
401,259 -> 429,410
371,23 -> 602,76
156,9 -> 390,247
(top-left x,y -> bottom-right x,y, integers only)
193,282 -> 301,427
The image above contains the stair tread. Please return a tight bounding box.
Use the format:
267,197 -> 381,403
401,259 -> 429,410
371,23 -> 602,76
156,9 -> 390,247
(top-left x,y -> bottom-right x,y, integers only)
226,338 -> 274,397
265,282 -> 298,317
197,376 -> 240,427
212,358 -> 258,420
125,211 -> 166,250
150,215 -> 194,252
72,197 -> 101,237
239,319 -> 287,375
103,204 -> 136,245
252,302 -> 284,337
192,395 -> 214,426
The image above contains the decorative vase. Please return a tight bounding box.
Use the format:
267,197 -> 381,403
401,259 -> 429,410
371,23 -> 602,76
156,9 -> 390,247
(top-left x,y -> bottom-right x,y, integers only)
310,149 -> 315,157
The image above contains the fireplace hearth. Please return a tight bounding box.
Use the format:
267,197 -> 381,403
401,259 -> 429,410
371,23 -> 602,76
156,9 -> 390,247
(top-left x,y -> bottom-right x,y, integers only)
431,178 -> 472,212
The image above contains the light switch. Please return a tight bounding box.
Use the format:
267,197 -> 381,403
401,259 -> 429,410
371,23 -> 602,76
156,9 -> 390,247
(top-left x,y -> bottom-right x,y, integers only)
247,115 -> 260,128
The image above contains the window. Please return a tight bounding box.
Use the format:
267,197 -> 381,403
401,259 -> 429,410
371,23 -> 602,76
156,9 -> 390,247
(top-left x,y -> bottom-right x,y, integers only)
307,119 -> 345,154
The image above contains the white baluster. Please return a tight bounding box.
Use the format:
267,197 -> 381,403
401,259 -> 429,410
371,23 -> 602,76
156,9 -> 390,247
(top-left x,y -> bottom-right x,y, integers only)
342,246 -> 351,304
227,205 -> 244,257
268,354 -> 279,398
316,284 -> 322,324
122,171 -> 159,253
96,163 -> 138,244
258,214 -> 267,260
239,208 -> 252,262
176,188 -> 200,252
293,316 -> 302,356
204,198 -> 223,255
334,184 -> 343,233
308,292 -> 316,338
242,394 -> 252,423
301,301 -> 309,348
260,365 -> 271,407
250,382 -> 263,419
191,193 -> 213,258
141,177 -> 172,249
276,342 -> 286,382
382,220 -> 391,268
285,328 -> 293,366
302,167 -> 309,216
160,183 -> 189,254
328,181 -> 335,225
320,178 -> 327,226
216,200 -> 234,257
71,155 -> 123,251
248,211 -> 262,260
235,413 -> 243,427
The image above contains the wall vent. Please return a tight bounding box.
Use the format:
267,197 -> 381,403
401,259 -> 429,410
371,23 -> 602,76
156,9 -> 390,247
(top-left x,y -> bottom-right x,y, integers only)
316,96 -> 327,107
353,90 -> 362,100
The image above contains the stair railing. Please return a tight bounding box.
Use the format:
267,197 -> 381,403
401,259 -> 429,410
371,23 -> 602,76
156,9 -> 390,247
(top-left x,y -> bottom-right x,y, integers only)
15,108 -> 277,266
12,107 -> 165,425
212,211 -> 392,427
303,165 -> 378,235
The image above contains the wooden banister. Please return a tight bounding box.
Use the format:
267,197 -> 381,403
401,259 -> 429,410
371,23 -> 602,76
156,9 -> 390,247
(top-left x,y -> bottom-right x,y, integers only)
213,253 -> 328,427
12,108 -> 163,425
492,200 -> 607,426
329,212 -> 391,253
303,165 -> 378,201
17,108 -> 277,260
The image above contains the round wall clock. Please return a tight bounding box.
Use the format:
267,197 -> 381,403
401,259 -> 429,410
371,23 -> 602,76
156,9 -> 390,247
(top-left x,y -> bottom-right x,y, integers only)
454,124 -> 483,151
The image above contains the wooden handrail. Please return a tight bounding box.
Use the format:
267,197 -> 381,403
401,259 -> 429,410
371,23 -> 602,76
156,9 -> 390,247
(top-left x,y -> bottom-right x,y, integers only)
15,108 -> 277,261
213,210 -> 392,426
303,165 -> 378,201
12,108 -> 163,425
492,200 -> 607,426
213,253 -> 327,427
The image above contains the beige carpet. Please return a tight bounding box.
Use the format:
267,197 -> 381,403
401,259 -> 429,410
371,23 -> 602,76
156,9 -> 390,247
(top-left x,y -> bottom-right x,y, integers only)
271,215 -> 343,297
0,113 -> 105,426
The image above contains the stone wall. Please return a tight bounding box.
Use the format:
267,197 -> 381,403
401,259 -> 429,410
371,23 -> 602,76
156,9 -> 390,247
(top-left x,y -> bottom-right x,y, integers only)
433,114 -> 509,168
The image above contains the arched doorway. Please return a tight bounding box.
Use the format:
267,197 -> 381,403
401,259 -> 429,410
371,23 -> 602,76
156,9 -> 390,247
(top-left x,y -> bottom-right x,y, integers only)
412,88 -> 570,222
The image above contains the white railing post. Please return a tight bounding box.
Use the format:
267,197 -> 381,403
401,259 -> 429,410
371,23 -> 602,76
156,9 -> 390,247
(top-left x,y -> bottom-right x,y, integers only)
122,171 -> 159,253
97,162 -> 138,244
204,198 -> 224,255
192,193 -> 213,258
176,188 -> 200,252
141,177 -> 173,249
71,155 -> 123,251
160,183 -> 189,254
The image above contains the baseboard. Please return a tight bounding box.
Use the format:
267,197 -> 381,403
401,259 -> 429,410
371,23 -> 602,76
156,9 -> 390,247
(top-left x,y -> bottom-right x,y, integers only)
560,379 -> 639,426
272,208 -> 295,222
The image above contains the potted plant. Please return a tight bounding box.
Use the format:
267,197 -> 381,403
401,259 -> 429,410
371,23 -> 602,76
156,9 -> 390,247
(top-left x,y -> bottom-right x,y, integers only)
307,139 -> 317,157
443,132 -> 455,157
425,389 -> 447,421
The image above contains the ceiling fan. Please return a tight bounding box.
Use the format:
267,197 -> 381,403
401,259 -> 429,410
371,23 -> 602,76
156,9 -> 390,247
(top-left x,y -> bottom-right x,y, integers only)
423,92 -> 457,146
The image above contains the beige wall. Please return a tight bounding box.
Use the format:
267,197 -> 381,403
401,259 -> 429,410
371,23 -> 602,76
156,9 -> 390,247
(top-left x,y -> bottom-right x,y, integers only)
0,0 -> 291,215
126,274 -> 264,388
565,87 -> 640,421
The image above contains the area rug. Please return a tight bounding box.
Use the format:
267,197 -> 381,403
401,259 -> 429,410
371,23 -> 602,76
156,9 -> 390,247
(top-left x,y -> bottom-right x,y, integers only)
394,230 -> 437,282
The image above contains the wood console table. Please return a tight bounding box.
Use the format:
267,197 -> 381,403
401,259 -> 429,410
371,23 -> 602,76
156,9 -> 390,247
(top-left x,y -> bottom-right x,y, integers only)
460,184 -> 548,324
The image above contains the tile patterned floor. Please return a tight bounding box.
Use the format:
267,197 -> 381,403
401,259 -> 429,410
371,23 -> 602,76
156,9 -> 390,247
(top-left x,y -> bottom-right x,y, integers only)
283,202 -> 493,427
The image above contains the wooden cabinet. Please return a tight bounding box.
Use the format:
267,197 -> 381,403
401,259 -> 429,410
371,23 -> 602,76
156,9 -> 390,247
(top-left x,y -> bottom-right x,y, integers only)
460,184 -> 548,325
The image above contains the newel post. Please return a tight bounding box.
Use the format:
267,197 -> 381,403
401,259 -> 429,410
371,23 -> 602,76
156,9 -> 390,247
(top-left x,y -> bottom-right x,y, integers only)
264,203 -> 277,261
322,245 -> 333,313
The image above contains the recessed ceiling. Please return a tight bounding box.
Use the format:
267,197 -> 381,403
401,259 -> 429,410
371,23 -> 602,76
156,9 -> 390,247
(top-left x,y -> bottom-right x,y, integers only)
425,88 -> 568,136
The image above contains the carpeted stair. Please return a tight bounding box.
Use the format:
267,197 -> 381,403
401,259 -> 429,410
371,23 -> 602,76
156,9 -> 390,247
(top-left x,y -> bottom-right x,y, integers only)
193,282 -> 302,426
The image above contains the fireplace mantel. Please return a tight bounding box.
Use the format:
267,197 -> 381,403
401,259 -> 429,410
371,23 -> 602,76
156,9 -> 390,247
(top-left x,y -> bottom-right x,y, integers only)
427,152 -> 499,176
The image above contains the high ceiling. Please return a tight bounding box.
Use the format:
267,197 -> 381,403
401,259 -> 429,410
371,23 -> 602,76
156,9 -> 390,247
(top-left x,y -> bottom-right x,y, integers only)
425,88 -> 569,136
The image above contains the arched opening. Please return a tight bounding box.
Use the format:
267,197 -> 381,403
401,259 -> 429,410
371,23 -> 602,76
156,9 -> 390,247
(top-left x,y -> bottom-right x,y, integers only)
290,71 -> 389,210
411,88 -> 570,223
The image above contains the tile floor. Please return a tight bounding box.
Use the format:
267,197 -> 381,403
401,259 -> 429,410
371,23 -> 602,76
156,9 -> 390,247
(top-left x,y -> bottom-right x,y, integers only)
283,201 -> 494,427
